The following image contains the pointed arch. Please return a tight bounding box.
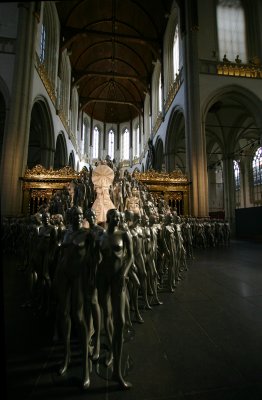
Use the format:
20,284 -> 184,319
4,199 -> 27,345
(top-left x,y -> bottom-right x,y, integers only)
154,136 -> 164,171
54,131 -> 68,169
68,151 -> 75,169
165,106 -> 186,173
203,85 -> 262,217
27,97 -> 55,169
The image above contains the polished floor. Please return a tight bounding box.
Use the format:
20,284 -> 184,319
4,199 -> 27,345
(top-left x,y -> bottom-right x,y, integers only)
2,239 -> 262,400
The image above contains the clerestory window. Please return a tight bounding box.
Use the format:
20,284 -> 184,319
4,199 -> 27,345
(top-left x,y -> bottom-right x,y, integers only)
216,0 -> 247,63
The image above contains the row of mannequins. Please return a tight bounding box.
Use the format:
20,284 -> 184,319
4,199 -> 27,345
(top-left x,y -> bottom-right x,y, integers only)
1,162 -> 230,390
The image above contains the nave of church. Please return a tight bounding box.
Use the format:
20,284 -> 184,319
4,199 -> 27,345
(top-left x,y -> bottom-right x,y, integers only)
3,239 -> 262,400
1,1 -> 262,399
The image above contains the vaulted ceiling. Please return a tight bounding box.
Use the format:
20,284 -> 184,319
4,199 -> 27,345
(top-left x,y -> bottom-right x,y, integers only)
55,0 -> 173,124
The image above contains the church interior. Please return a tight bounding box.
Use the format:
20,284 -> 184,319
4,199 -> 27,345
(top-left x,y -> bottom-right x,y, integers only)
1,1 -> 262,399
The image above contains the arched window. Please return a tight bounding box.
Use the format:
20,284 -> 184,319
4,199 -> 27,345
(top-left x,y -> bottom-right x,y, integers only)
158,73 -> 163,113
216,0 -> 247,63
151,60 -> 162,128
69,151 -> 75,169
92,126 -> 100,159
40,2 -> 59,87
163,6 -> 180,100
40,24 -> 46,63
108,129 -> 115,159
234,160 -> 240,189
122,128 -> 130,160
133,125 -> 140,159
83,117 -> 89,155
70,86 -> 79,136
173,24 -> 179,78
60,50 -> 71,120
144,93 -> 151,144
233,159 -> 240,207
252,147 -> 262,205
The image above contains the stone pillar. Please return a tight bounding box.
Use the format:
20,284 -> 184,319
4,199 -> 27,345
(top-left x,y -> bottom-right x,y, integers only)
183,0 -> 208,217
223,156 -> 236,232
1,3 -> 38,216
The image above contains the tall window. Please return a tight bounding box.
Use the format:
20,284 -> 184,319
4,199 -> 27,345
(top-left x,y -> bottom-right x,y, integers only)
133,125 -> 140,159
158,73 -> 162,113
108,129 -> 115,159
92,126 -> 99,159
60,50 -> 71,120
40,2 -> 59,87
233,159 -> 240,207
234,160 -> 240,189
173,24 -> 179,78
216,0 -> 247,63
70,87 -> 78,135
252,147 -> 262,205
122,128 -> 130,160
83,117 -> 89,154
40,24 -> 46,63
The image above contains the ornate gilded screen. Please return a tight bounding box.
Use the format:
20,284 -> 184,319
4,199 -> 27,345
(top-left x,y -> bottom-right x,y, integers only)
20,165 -> 80,215
133,169 -> 190,215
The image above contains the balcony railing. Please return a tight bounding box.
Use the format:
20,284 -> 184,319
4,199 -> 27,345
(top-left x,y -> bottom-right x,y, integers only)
199,59 -> 262,79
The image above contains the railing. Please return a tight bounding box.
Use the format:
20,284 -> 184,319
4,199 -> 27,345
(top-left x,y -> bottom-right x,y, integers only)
35,55 -> 57,104
199,59 -> 262,79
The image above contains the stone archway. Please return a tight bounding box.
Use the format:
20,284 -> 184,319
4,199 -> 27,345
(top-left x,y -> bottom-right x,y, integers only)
27,99 -> 55,169
203,85 -> 262,229
165,107 -> 186,173
154,137 -> 164,171
54,131 -> 68,169
69,151 -> 75,169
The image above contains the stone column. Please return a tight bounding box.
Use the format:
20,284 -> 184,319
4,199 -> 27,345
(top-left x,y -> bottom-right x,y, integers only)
223,156 -> 236,232
183,0 -> 208,217
1,2 -> 38,216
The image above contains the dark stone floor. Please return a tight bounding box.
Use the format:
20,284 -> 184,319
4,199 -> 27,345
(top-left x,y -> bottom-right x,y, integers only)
2,239 -> 262,400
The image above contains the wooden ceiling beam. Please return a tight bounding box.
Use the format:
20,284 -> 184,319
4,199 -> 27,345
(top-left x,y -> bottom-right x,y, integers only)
61,27 -> 161,58
80,97 -> 143,113
74,70 -> 148,89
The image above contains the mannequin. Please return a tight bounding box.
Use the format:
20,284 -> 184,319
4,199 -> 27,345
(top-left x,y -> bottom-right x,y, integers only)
97,208 -> 133,389
124,187 -> 142,215
162,213 -> 176,292
142,214 -> 163,305
132,212 -> 152,310
113,180 -> 124,212
53,206 -> 92,390
174,215 -> 187,280
124,210 -> 144,323
35,211 -> 58,314
83,208 -> 104,361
